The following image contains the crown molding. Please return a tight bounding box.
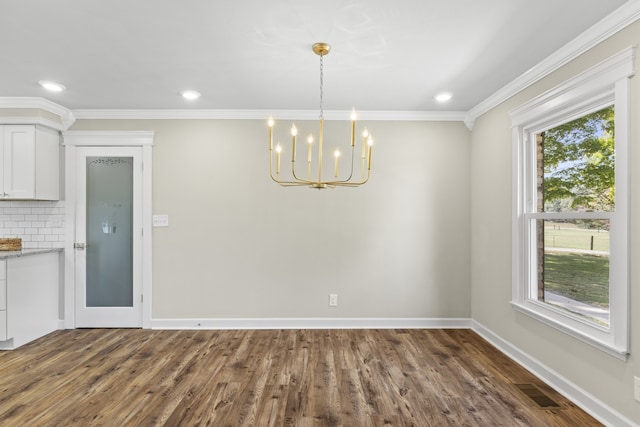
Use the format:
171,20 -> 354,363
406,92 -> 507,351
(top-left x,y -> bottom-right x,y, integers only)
0,97 -> 75,130
61,130 -> 155,146
0,116 -> 68,132
509,46 -> 635,128
465,0 -> 640,128
4,1 -> 639,132
72,108 -> 467,122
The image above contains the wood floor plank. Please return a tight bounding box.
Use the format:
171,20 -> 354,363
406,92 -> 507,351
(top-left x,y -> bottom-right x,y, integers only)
0,329 -> 603,426
0,329 -> 146,425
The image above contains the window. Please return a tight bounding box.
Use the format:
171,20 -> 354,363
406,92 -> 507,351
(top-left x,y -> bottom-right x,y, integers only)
510,48 -> 633,359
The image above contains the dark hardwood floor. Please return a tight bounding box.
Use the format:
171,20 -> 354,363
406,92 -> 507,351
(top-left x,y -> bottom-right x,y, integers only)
0,328 -> 601,426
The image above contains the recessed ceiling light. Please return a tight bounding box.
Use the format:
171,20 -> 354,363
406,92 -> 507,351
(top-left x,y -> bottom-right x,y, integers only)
435,92 -> 452,103
180,90 -> 201,100
39,80 -> 66,92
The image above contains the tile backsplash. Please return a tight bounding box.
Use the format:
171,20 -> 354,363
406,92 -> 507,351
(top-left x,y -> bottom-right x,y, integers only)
0,201 -> 65,249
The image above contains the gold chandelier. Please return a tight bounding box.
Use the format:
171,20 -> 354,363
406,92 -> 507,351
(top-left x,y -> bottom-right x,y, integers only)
268,42 -> 373,189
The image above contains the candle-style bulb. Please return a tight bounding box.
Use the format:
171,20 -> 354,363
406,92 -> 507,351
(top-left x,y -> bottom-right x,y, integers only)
334,149 -> 340,158
291,124 -> 298,136
351,109 -> 357,121
268,117 -> 274,127
276,144 -> 282,175
367,137 -> 373,146
362,129 -> 369,138
308,135 -> 314,144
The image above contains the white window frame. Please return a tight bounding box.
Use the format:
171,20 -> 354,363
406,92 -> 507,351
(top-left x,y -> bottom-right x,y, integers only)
510,47 -> 634,360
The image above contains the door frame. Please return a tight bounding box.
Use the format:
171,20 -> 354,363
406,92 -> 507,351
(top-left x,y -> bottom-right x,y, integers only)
63,131 -> 154,329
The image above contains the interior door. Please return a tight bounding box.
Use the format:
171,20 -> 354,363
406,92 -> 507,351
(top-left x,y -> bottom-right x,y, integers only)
74,146 -> 143,327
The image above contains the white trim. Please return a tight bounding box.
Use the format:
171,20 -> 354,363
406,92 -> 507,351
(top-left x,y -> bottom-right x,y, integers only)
466,0 -> 640,127
151,317 -> 472,330
0,97 -> 75,130
525,211 -> 613,221
611,75 -> 631,353
63,143 -> 76,329
0,116 -> 67,132
62,131 -> 155,146
141,144 -> 153,329
71,108 -> 467,122
472,320 -> 639,427
510,47 -> 635,128
511,302 -> 626,361
510,48 -> 632,358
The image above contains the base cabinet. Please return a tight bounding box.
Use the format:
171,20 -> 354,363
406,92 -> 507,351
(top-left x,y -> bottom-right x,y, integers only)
0,252 -> 59,350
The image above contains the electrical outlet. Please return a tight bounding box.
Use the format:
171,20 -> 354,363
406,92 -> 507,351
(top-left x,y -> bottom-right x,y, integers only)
634,376 -> 640,402
329,293 -> 338,307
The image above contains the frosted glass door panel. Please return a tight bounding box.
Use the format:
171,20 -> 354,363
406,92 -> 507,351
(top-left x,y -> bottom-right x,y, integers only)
86,157 -> 133,307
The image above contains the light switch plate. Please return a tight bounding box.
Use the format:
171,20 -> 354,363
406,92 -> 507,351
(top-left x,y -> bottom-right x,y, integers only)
152,215 -> 169,227
329,293 -> 338,307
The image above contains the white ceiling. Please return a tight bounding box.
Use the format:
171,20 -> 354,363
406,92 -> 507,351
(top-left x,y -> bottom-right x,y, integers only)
0,0 -> 631,113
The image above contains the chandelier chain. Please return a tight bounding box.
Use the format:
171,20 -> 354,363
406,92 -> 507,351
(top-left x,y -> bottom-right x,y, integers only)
319,53 -> 324,120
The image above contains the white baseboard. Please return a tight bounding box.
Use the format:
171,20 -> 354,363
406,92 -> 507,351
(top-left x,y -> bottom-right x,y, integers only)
151,317 -> 472,330
471,320 -> 638,427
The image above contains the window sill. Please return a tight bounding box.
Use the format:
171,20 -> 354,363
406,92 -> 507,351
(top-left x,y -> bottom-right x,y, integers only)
510,301 -> 628,361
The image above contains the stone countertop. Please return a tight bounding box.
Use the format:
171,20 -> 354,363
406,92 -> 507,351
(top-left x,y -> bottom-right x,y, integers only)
0,248 -> 63,260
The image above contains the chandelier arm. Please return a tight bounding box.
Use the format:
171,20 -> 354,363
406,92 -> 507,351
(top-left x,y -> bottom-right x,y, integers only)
270,147 -> 307,186
291,174 -> 315,185
330,176 -> 370,187
278,182 -> 315,187
290,134 -> 319,185
291,154 -> 314,184
269,147 -> 278,183
329,144 -> 357,184
326,164 -> 371,187
271,171 -> 314,187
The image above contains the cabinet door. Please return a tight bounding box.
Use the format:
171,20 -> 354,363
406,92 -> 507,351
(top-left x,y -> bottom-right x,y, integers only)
3,125 -> 36,199
0,261 -> 5,341
0,312 -> 6,341
0,127 -> 3,196
34,126 -> 60,200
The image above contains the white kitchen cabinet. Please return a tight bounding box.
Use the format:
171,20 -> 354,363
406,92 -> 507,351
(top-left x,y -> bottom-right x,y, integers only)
0,260 -> 6,341
0,125 -> 60,200
0,251 -> 60,350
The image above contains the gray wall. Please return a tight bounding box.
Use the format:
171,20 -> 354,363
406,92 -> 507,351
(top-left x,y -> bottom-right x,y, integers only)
69,119 -> 472,320
471,21 -> 640,422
